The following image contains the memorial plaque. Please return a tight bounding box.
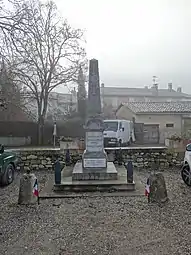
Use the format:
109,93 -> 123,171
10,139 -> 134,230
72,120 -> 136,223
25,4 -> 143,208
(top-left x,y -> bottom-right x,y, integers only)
86,131 -> 103,152
83,158 -> 106,168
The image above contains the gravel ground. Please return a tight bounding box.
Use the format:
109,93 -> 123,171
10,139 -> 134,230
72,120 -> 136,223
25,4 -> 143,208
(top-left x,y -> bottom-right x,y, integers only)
0,169 -> 191,255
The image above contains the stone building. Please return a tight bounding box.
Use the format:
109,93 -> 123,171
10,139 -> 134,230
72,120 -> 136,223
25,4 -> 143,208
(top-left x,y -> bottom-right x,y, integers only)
24,90 -> 77,121
116,101 -> 191,144
101,83 -> 191,110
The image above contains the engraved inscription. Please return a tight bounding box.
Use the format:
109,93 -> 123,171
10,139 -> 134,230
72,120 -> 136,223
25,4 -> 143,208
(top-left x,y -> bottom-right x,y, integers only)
84,158 -> 106,168
86,131 -> 103,152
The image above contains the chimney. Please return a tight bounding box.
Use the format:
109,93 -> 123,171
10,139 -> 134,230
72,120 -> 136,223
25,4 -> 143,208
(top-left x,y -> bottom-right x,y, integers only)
168,83 -> 173,92
177,87 -> 182,93
151,83 -> 158,95
154,84 -> 158,90
101,83 -> 104,88
144,86 -> 148,89
151,84 -> 158,91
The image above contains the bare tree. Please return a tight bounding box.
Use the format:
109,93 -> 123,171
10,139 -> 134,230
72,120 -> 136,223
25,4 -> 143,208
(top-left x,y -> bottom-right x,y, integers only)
0,0 -> 86,144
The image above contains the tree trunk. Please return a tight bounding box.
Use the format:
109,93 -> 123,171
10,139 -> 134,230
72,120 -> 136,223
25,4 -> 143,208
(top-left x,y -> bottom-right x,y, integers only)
38,116 -> 44,145
37,91 -> 49,145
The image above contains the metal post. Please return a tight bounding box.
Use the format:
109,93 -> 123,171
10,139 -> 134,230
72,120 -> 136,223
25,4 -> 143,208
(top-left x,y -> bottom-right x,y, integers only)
117,148 -> 123,165
54,159 -> 61,184
126,152 -> 133,183
65,148 -> 71,166
126,161 -> 133,183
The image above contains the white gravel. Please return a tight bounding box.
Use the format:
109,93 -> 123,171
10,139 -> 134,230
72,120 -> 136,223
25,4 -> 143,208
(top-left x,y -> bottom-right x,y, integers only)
0,169 -> 191,255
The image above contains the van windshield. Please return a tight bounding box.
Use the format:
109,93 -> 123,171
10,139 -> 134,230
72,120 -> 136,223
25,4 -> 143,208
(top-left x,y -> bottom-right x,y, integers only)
104,121 -> 118,132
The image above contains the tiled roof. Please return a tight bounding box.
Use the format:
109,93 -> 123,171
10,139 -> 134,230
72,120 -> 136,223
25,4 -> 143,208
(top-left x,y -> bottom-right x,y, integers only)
102,87 -> 191,98
123,101 -> 191,113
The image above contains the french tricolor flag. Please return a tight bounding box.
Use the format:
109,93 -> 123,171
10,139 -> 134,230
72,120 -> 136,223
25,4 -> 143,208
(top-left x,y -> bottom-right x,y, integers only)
33,178 -> 39,197
145,177 -> 150,196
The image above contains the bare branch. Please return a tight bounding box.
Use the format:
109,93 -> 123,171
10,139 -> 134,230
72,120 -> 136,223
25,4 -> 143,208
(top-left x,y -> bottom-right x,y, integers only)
0,0 -> 86,143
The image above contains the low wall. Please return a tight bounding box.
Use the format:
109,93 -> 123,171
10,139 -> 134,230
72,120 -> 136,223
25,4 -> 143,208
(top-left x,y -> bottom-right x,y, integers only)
13,148 -> 81,171
10,147 -> 184,171
106,147 -> 183,168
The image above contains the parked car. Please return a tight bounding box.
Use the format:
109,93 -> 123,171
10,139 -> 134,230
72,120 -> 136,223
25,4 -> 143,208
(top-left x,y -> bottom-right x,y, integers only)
181,143 -> 191,186
0,144 -> 18,186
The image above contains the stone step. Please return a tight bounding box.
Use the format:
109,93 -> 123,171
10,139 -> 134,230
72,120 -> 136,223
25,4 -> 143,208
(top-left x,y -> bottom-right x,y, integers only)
54,182 -> 135,192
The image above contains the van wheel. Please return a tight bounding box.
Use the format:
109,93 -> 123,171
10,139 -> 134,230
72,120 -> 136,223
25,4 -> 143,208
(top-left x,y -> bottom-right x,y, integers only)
1,164 -> 15,186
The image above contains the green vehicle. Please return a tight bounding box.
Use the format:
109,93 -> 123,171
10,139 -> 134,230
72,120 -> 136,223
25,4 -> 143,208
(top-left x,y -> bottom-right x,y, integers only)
0,144 -> 18,186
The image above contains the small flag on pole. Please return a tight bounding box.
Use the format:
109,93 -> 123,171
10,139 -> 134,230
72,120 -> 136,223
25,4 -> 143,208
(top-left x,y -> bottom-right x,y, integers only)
53,122 -> 57,136
33,178 -> 39,197
145,177 -> 150,197
53,122 -> 57,147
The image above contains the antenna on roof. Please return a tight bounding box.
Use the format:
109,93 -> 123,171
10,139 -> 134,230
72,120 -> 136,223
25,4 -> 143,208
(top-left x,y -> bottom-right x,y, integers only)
152,76 -> 158,90
152,76 -> 157,86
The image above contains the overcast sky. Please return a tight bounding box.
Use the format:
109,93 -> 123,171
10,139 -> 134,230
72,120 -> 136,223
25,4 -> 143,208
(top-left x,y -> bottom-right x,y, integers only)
55,0 -> 191,92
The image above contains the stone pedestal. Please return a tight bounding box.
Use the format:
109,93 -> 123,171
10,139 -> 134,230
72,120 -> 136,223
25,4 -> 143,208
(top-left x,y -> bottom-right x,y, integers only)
82,129 -> 107,171
72,118 -> 118,181
72,162 -> 117,181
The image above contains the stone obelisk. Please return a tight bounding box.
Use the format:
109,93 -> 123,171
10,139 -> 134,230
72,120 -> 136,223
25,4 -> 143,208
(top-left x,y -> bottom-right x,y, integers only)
72,59 -> 117,181
87,59 -> 102,116
82,59 -> 107,171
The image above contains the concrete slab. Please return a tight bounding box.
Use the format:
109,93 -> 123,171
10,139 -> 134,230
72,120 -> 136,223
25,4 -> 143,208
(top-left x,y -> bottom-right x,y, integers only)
104,146 -> 167,150
72,162 -> 118,181
6,145 -> 166,152
40,168 -> 145,198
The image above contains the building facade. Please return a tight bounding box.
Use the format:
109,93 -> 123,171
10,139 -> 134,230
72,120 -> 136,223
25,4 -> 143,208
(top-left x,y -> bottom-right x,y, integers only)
116,101 -> 191,144
24,89 -> 77,121
101,83 -> 191,109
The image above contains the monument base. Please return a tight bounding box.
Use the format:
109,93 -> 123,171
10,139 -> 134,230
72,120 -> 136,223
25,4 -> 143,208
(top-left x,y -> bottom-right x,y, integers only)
82,150 -> 108,171
52,165 -> 136,193
72,162 -> 118,181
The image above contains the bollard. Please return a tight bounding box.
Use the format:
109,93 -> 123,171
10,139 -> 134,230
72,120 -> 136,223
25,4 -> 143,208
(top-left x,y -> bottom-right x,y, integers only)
125,160 -> 133,183
117,148 -> 123,165
65,148 -> 71,166
54,160 -> 61,184
18,170 -> 38,205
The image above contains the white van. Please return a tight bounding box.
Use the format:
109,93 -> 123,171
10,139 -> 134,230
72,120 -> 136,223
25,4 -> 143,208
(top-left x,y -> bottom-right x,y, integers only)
103,119 -> 135,147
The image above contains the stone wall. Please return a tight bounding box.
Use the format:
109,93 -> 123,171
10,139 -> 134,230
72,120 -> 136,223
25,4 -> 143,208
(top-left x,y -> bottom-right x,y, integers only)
12,147 -> 184,171
120,150 -> 183,168
14,149 -> 81,171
